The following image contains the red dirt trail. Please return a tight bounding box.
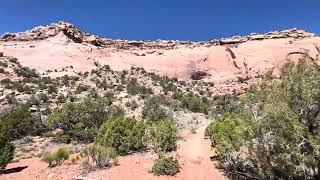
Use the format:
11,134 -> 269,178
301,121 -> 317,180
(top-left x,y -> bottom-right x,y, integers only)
175,125 -> 226,180
0,125 -> 226,180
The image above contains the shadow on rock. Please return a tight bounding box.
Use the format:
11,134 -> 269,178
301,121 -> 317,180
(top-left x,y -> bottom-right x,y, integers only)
2,166 -> 28,174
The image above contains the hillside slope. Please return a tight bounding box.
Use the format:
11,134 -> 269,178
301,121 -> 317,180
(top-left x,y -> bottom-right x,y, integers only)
1,21 -> 320,94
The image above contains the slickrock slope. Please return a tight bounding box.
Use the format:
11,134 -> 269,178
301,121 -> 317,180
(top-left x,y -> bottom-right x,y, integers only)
1,21 -> 319,93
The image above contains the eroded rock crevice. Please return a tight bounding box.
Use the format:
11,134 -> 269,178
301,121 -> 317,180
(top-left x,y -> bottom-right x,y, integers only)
191,71 -> 211,80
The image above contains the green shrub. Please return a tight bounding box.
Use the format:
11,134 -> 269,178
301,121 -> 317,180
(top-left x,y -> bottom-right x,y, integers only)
55,147 -> 71,161
206,113 -> 253,154
0,68 -> 6,74
150,118 -> 177,152
41,76 -> 54,84
80,144 -> 117,171
104,92 -> 114,100
181,93 -> 209,114
52,134 -> 71,144
142,108 -> 167,123
142,95 -> 168,123
22,85 -> 34,94
207,59 -> 320,179
0,104 -> 47,139
9,58 -> 18,64
0,122 -> 14,171
42,153 -> 55,167
161,82 -> 178,94
61,75 -> 70,87
12,82 -> 25,92
42,147 -> 71,167
57,94 -> 66,103
0,78 -> 13,89
38,93 -> 49,103
0,61 -> 8,68
152,156 -> 180,176
47,85 -> 58,94
211,94 -> 239,117
126,78 -> 153,95
75,84 -> 89,94
96,117 -> 146,155
48,97 -> 123,143
125,100 -> 138,110
14,66 -> 39,78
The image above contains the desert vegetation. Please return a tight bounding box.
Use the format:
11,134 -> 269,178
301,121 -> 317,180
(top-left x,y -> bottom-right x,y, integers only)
0,121 -> 14,172
206,55 -> 320,179
0,104 -> 46,139
80,144 -> 118,172
150,118 -> 178,153
0,56 -> 209,177
42,147 -> 71,167
4,50 -> 320,179
152,156 -> 180,176
96,116 -> 147,155
48,97 -> 123,143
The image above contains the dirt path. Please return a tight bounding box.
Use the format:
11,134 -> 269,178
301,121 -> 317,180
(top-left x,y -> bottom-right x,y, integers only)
89,125 -> 226,180
176,125 -> 226,180
1,125 -> 226,180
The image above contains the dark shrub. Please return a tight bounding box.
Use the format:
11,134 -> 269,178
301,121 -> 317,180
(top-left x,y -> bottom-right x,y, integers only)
0,122 -> 14,171
207,60 -> 320,179
48,85 -> 58,94
96,117 -> 146,155
9,58 -> 18,64
14,67 -> 39,78
48,97 -> 122,143
75,84 -> 89,94
125,100 -> 138,110
12,82 -> 25,92
0,68 -> 6,74
152,156 -> 180,176
0,61 -> 8,68
0,104 -> 47,139
150,118 -> 178,152
57,94 -> 67,103
142,95 -> 168,123
0,78 -> 12,85
38,93 -> 49,103
181,93 -> 209,114
211,94 -> 239,117
126,78 -> 153,95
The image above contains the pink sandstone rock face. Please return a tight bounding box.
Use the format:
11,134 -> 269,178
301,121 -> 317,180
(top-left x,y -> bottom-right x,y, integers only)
0,21 -> 319,87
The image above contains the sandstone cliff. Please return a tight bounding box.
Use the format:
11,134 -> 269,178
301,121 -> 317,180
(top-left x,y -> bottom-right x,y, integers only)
1,21 -> 319,93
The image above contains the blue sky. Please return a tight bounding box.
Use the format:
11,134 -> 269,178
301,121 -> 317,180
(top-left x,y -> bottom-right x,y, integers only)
0,0 -> 319,41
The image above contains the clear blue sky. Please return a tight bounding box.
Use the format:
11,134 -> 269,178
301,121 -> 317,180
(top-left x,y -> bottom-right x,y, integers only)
0,0 -> 319,41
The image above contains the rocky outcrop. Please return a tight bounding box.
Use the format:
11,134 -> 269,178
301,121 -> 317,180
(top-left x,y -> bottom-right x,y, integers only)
88,28 -> 316,49
209,28 -> 316,46
1,21 -> 315,50
0,21 -> 194,49
0,21 -> 105,46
